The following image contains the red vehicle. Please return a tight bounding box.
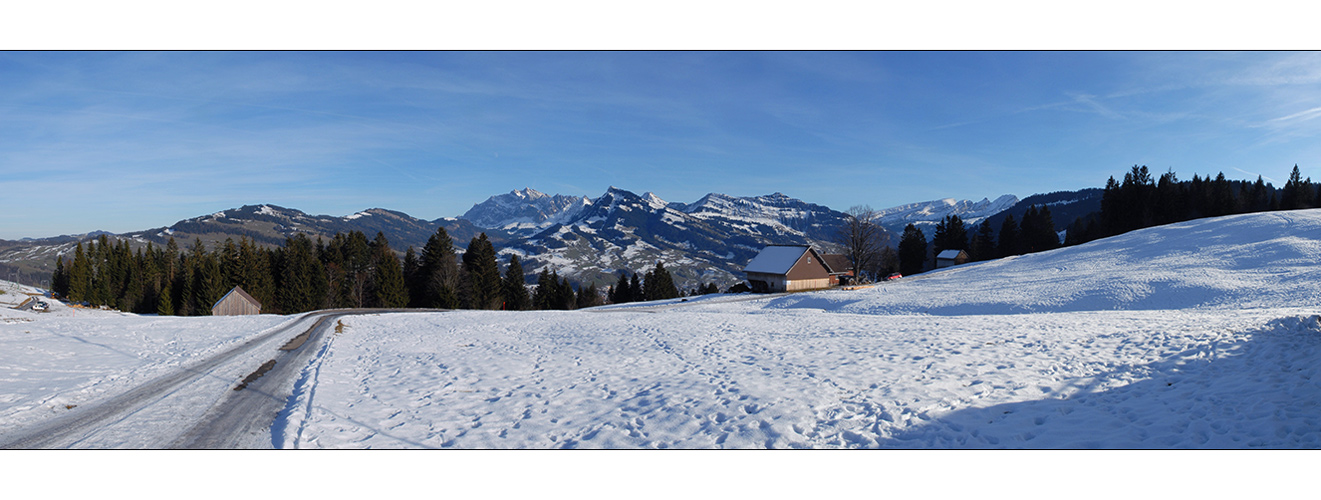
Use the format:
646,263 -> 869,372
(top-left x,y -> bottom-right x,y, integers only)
885,273 -> 903,281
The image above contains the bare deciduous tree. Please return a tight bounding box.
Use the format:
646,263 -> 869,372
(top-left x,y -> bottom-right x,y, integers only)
834,205 -> 886,282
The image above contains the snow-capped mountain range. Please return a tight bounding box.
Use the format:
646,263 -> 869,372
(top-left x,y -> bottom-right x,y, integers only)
460,189 -> 593,236
478,187 -> 856,288
873,195 -> 1020,235
2,188 -> 1033,290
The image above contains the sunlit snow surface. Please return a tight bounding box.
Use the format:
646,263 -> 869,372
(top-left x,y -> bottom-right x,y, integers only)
4,210 -> 1321,448
284,210 -> 1321,449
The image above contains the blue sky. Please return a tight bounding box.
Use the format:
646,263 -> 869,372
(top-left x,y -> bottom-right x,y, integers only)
5,51 -> 1321,239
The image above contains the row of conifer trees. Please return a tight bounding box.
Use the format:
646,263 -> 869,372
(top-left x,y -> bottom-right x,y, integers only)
886,164 -> 1317,278
1065,165 -> 1314,245
890,204 -> 1062,277
49,227 -> 681,315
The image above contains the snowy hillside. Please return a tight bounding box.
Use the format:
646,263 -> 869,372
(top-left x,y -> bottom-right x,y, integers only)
874,194 -> 1018,235
281,209 -> 1321,449
3,209 -> 1320,448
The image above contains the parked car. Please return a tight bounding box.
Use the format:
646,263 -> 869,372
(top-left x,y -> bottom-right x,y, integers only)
32,301 -> 48,311
884,273 -> 902,281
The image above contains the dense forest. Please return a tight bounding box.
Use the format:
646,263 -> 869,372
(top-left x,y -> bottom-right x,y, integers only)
1064,165 -> 1314,245
48,228 -> 692,315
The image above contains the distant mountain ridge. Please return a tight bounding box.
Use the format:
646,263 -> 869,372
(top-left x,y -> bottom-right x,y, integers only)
3,189 -> 1053,290
978,188 -> 1105,241
873,195 -> 1020,235
477,187 -> 859,288
121,204 -> 508,252
460,189 -> 593,236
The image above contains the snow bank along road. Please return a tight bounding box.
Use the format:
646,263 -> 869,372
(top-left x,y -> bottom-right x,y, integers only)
0,308 -> 437,449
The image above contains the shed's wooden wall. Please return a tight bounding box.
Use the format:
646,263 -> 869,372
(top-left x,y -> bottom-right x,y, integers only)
212,293 -> 261,316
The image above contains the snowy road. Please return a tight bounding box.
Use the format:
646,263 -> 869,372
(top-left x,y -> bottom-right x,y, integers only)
168,309 -> 444,449
0,309 -> 439,449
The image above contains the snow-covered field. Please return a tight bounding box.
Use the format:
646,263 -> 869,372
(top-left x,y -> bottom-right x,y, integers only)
2,210 -> 1320,449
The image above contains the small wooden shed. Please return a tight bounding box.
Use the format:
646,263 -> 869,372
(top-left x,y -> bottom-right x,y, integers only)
212,286 -> 262,316
935,249 -> 971,269
743,245 -> 835,293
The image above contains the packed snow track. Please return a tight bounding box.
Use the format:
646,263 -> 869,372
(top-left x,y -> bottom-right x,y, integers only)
0,309 -> 436,449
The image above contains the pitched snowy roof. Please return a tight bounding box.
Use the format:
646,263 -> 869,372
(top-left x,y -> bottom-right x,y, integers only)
936,249 -> 967,260
743,245 -> 811,275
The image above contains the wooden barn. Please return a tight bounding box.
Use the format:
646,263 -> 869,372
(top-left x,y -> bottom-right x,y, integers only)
935,249 -> 971,269
743,245 -> 837,293
821,254 -> 854,285
212,286 -> 262,316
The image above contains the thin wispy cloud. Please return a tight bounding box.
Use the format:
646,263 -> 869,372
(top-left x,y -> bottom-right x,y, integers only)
5,51 -> 1321,239
1232,168 -> 1277,184
1266,106 -> 1321,125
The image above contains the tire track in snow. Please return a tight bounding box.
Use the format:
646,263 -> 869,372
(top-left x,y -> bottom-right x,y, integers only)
272,319 -> 339,449
0,313 -> 322,449
171,309 -> 445,449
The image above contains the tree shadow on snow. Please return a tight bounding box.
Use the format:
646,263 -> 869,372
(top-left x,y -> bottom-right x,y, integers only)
872,315 -> 1321,449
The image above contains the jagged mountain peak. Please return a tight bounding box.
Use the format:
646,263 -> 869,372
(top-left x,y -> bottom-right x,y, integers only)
509,188 -> 549,200
461,189 -> 593,236
641,191 -> 668,209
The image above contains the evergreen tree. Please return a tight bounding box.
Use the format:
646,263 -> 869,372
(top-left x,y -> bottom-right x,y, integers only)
320,234 -> 351,309
1019,206 -> 1041,254
559,276 -> 577,310
156,280 -> 174,316
997,214 -> 1021,258
970,222 -> 996,262
91,237 -> 112,306
1209,172 -> 1238,216
577,283 -> 601,308
931,214 -> 969,257
220,238 -> 241,289
177,253 -> 195,315
343,231 -> 373,308
643,261 -> 679,301
611,272 -> 631,304
897,224 -> 927,277
419,228 -> 461,309
368,232 -> 408,308
195,252 -> 226,314
119,246 -> 143,313
1031,205 -> 1060,253
139,245 -> 161,314
462,233 -> 502,310
1153,169 -> 1185,224
51,256 -> 69,298
629,273 -> 642,302
238,238 -> 275,309
277,234 -> 328,314
1282,164 -> 1314,209
403,247 -> 423,308
533,267 -> 555,310
502,255 -> 530,311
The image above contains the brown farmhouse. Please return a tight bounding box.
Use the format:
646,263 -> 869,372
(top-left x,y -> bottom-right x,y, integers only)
743,245 -> 844,293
